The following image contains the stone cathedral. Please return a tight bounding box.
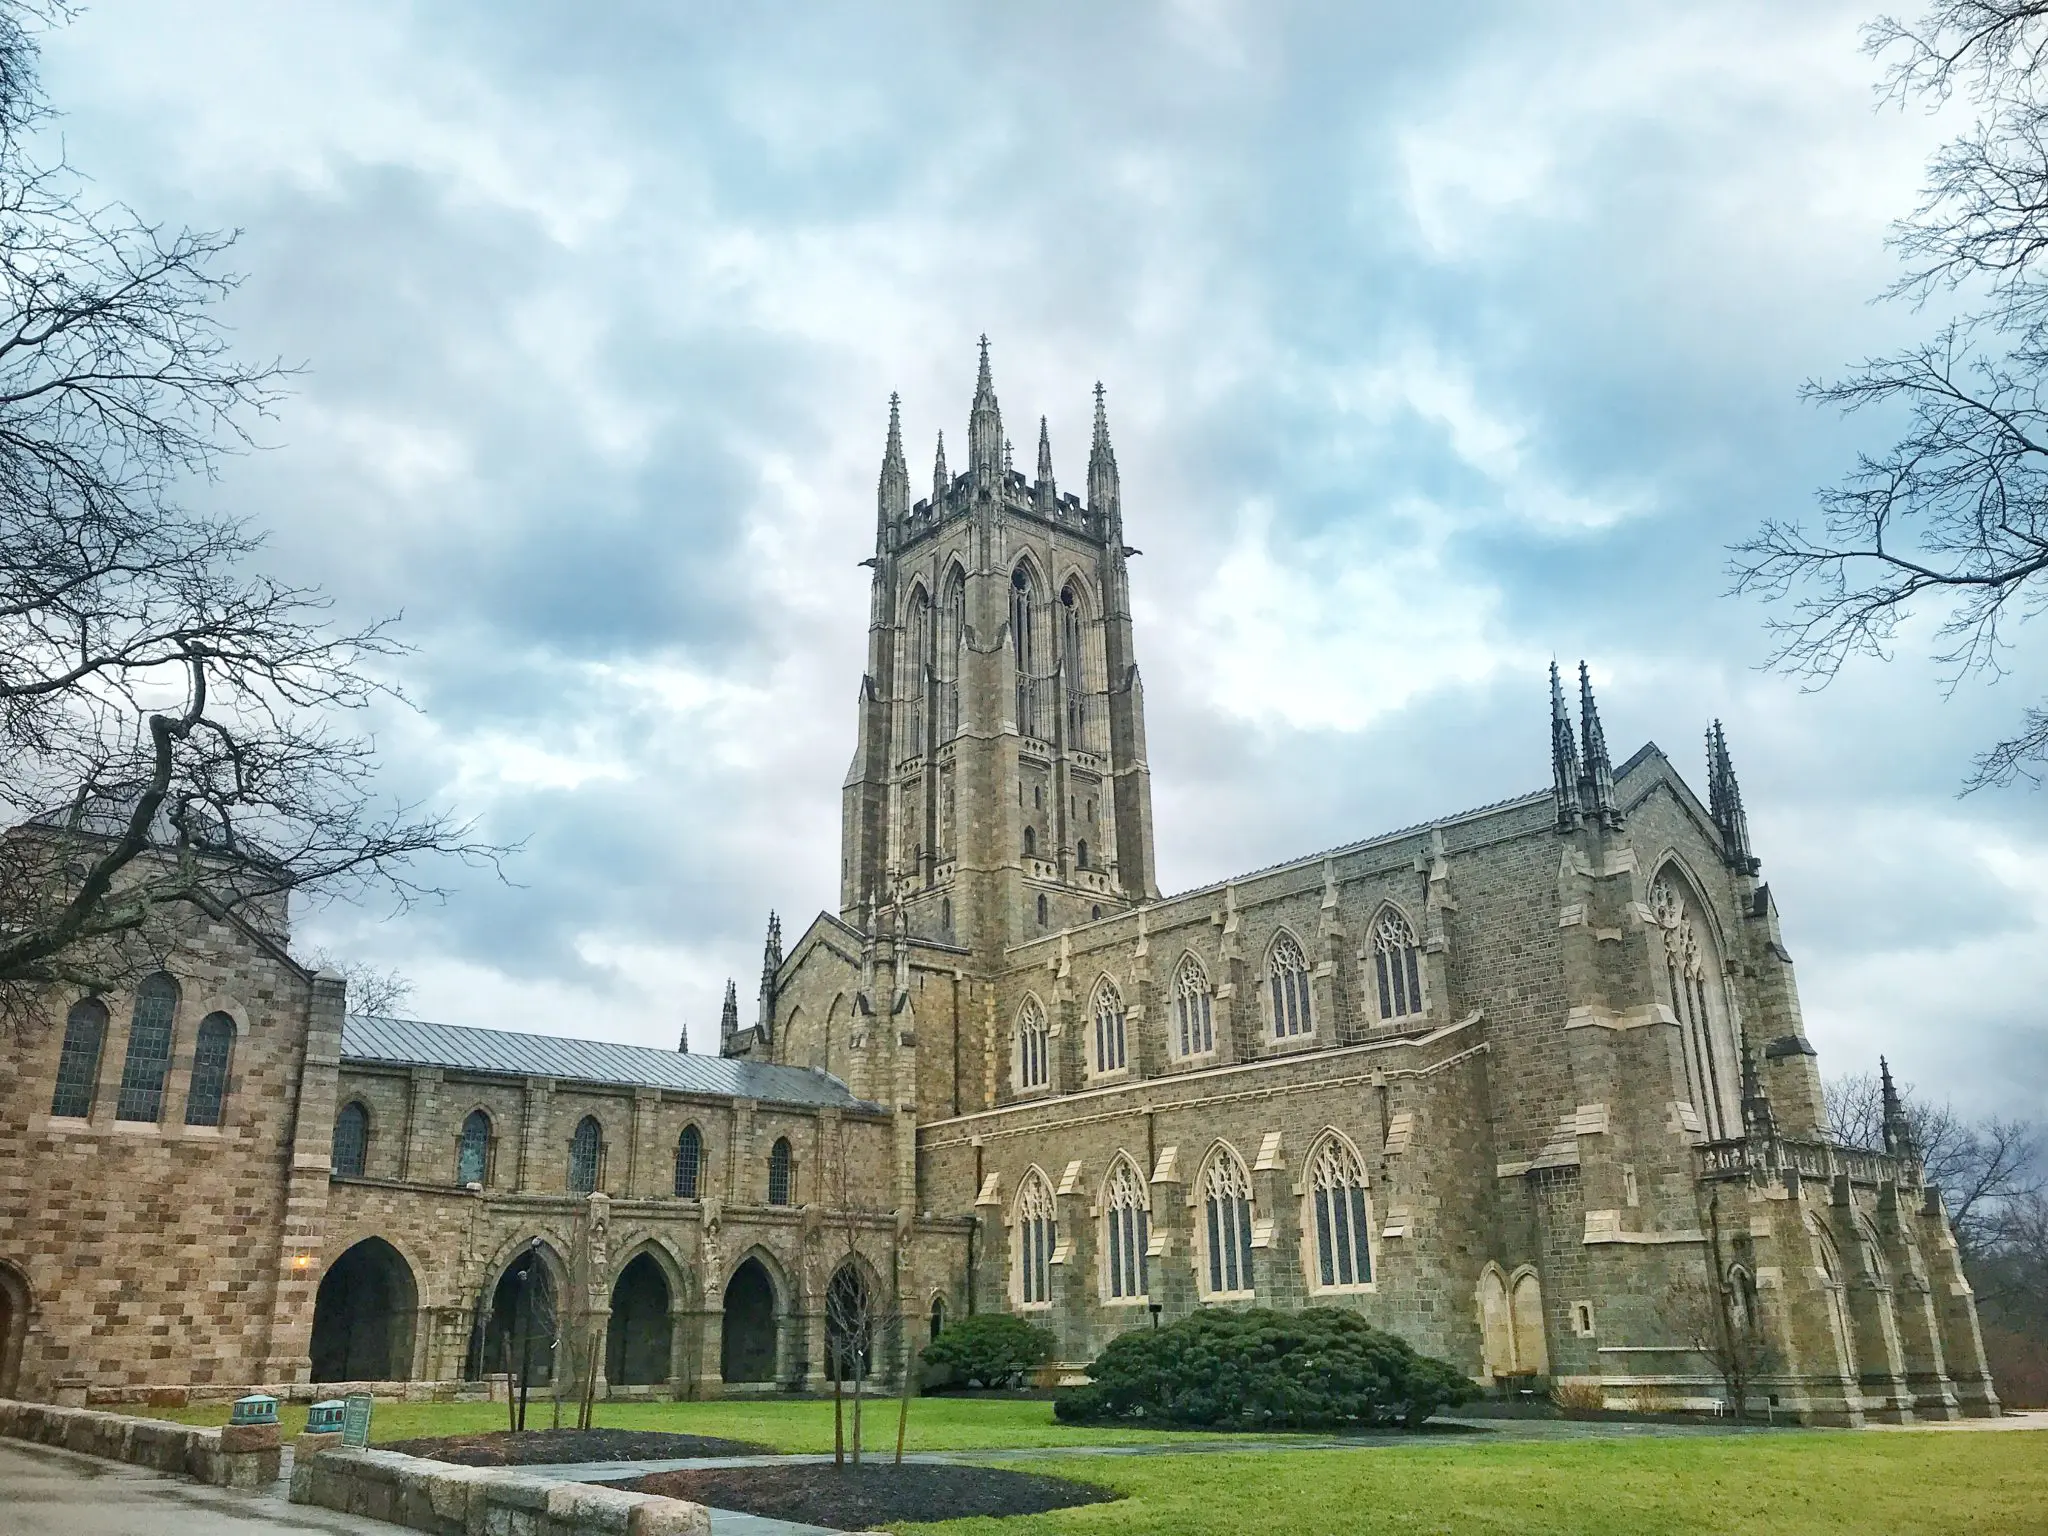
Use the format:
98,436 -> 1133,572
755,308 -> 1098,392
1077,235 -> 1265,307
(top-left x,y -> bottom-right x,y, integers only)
0,344 -> 2001,1427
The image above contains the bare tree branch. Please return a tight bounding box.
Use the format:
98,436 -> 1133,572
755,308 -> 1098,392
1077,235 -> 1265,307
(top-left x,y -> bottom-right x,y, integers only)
0,3 -> 509,1034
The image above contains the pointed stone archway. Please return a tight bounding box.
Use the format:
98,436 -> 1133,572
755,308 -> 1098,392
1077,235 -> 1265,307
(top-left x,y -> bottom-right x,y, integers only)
720,1257 -> 777,1384
606,1252 -> 673,1388
310,1238 -> 418,1382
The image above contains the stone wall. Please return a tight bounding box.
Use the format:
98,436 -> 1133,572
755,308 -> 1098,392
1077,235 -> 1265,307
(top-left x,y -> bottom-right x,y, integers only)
0,907 -> 336,1399
290,1447 -> 710,1536
0,1398 -> 281,1488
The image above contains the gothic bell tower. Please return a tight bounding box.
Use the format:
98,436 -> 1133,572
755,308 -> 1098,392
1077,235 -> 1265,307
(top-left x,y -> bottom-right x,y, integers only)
840,340 -> 1158,963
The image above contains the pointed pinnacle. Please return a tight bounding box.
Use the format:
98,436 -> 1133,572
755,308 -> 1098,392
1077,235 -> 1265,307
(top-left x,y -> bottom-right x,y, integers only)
977,334 -> 992,392
1037,415 -> 1053,482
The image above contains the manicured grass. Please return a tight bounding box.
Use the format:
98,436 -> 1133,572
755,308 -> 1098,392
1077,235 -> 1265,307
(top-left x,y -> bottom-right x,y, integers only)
145,1394 -> 1248,1453
906,1431 -> 2048,1536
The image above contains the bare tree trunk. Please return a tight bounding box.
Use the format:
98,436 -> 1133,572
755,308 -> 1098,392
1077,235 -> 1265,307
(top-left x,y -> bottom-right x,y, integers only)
500,1336 -> 516,1436
895,1324 -> 912,1466
833,1355 -> 845,1468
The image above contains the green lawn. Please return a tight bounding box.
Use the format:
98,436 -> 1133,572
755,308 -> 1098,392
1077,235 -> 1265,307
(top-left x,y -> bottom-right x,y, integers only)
912,1431 -> 2048,1536
146,1394 -> 1248,1453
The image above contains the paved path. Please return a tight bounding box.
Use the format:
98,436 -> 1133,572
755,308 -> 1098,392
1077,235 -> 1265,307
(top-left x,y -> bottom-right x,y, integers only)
0,1438 -> 394,1536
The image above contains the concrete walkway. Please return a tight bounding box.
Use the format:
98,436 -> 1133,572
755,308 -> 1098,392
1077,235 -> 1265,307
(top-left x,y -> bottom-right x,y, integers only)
0,1438 -> 397,1536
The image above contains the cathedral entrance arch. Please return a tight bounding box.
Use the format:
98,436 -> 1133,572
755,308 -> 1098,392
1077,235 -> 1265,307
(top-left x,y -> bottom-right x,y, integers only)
484,1246 -> 562,1387
0,1259 -> 29,1397
605,1252 -> 673,1387
311,1238 -> 417,1382
721,1257 -> 778,1384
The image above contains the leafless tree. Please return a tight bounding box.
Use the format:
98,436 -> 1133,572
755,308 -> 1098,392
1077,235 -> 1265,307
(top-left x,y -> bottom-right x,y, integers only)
821,1117 -> 902,1468
1732,2 -> 2048,788
306,952 -> 415,1018
1824,1069 -> 2042,1264
1664,1194 -> 1775,1419
0,3 -> 502,1034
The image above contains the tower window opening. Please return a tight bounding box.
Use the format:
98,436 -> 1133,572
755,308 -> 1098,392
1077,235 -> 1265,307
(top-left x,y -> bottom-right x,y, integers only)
1023,826 -> 1036,857
1037,893 -> 1048,926
1077,839 -> 1090,870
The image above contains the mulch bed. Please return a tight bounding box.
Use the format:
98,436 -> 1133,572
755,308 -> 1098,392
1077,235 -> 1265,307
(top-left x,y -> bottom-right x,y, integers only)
634,1462 -> 1119,1527
380,1428 -> 772,1466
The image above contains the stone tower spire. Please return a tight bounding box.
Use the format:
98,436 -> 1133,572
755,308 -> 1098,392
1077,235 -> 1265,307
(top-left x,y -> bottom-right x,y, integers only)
1087,381 -> 1120,522
719,978 -> 738,1051
1035,415 -> 1056,510
969,335 -> 1003,481
932,431 -> 948,504
877,393 -> 909,544
1550,661 -> 1583,831
756,911 -> 783,1044
1707,720 -> 1759,874
1880,1057 -> 1918,1160
1578,661 -> 1620,830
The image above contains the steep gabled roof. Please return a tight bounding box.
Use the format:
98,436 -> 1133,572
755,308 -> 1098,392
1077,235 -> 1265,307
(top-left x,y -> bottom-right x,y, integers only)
341,1014 -> 871,1110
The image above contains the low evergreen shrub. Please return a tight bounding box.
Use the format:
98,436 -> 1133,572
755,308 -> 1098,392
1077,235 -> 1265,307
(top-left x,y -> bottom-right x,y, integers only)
921,1313 -> 1056,1389
1053,1308 -> 1474,1429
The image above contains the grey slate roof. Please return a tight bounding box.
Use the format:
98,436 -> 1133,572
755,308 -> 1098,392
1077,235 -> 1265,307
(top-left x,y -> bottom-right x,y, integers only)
340,1014 -> 870,1110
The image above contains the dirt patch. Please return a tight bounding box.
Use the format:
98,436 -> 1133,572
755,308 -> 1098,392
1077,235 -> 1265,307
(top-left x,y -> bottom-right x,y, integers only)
380,1428 -> 772,1466
635,1461 -> 1118,1526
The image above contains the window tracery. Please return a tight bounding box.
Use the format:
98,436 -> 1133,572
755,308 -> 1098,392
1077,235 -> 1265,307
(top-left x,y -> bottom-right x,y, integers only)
115,972 -> 179,1122
1648,874 -> 1740,1140
1173,954 -> 1215,1057
1016,997 -> 1050,1090
49,998 -> 106,1119
569,1115 -> 603,1193
1267,934 -> 1313,1039
332,1101 -> 369,1177
1092,977 -> 1127,1074
1103,1159 -> 1149,1301
457,1108 -> 491,1185
1201,1147 -> 1255,1297
1308,1137 -> 1372,1290
1371,909 -> 1424,1021
675,1124 -> 702,1198
1015,1170 -> 1056,1306
184,1012 -> 235,1127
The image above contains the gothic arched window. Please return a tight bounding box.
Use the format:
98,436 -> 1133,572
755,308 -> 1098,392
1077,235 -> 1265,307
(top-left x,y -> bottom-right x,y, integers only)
902,585 -> 931,754
49,997 -> 107,1119
1103,1158 -> 1150,1301
768,1136 -> 794,1206
1060,583 -> 1087,743
1307,1136 -> 1373,1291
457,1108 -> 491,1185
1267,934 -> 1313,1040
183,1012 -> 236,1128
1648,872 -> 1741,1140
1011,565 -> 1039,737
1201,1146 -> 1256,1298
332,1101 -> 369,1177
1016,997 -> 1050,1090
569,1115 -> 603,1193
1036,892 -> 1048,927
1023,825 -> 1036,858
937,567 -> 966,741
115,972 -> 180,1122
1173,954 -> 1215,1057
1076,838 -> 1089,870
675,1123 -> 702,1199
1015,1170 -> 1056,1307
1092,976 -> 1127,1075
1371,909 -> 1425,1021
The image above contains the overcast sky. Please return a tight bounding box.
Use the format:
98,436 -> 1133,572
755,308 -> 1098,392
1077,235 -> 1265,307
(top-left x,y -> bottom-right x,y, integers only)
37,0 -> 2047,1116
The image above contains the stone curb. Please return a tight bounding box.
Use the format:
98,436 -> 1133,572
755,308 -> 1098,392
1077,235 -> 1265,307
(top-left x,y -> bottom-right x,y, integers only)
289,1445 -> 711,1535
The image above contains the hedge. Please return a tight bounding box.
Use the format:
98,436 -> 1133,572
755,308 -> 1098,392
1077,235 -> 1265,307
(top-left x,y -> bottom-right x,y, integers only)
1054,1307 -> 1474,1429
921,1313 -> 1056,1389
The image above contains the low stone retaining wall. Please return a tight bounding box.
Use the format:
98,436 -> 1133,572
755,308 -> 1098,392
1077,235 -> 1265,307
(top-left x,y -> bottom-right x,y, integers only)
291,1447 -> 711,1536
0,1398 -> 280,1488
69,1377 -> 491,1408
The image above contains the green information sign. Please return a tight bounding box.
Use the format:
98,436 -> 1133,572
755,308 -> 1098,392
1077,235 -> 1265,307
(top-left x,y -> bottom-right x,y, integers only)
341,1393 -> 373,1449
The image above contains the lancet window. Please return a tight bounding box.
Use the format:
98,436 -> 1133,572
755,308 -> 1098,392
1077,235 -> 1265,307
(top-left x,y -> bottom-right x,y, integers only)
1060,583 -> 1088,745
902,585 -> 930,756
1371,909 -> 1425,1021
936,568 -> 965,741
569,1115 -> 603,1193
1016,996 -> 1050,1090
675,1123 -> 702,1199
49,998 -> 107,1119
1648,874 -> 1741,1141
115,972 -> 180,1122
1267,933 -> 1313,1039
1173,954 -> 1215,1057
1015,1170 -> 1057,1307
457,1108 -> 491,1185
1201,1147 -> 1256,1297
184,1013 -> 236,1128
1103,1159 -> 1150,1301
768,1136 -> 794,1206
332,1101 -> 370,1177
1092,977 -> 1127,1075
1308,1137 -> 1373,1290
